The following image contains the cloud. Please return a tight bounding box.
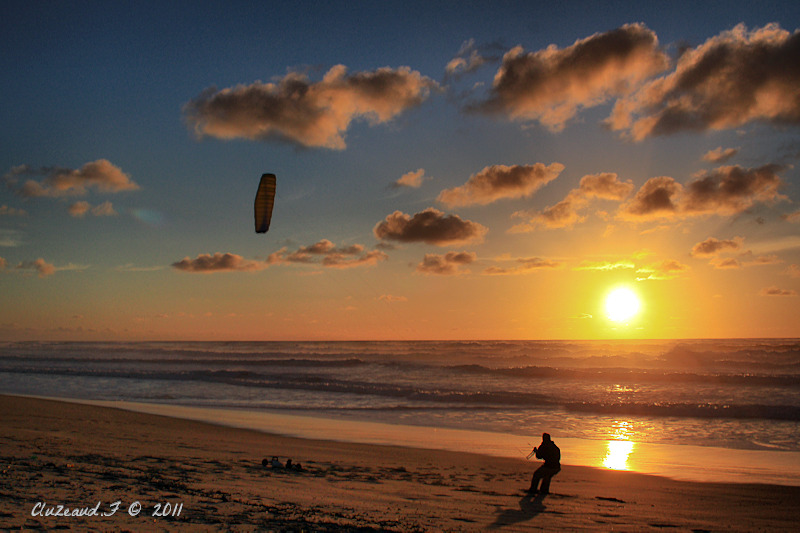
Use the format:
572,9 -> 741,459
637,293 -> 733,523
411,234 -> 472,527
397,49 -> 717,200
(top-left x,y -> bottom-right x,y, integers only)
636,259 -> 689,280
783,210 -> 800,223
393,168 -> 427,188
471,23 -> 668,131
785,264 -> 800,278
415,251 -> 476,275
617,176 -> 683,220
608,24 -> 800,140
483,257 -> 560,275
438,163 -> 564,207
711,257 -> 742,269
378,294 -> 408,303
691,236 -> 743,257
618,164 -> 785,221
184,65 -> 436,150
0,205 -> 26,216
0,229 -> 22,247
759,286 -> 797,296
682,164 -> 785,215
738,251 -> 783,266
16,258 -> 56,278
511,172 -> 633,231
267,239 -> 387,269
12,160 -> 139,198
172,253 -> 266,273
69,200 -> 117,217
574,260 -> 636,271
445,39 -> 492,78
373,208 -> 488,246
702,147 -> 739,163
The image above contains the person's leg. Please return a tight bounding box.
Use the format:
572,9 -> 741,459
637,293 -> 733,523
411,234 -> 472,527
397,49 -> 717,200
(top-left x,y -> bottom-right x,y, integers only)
529,465 -> 545,491
540,467 -> 560,493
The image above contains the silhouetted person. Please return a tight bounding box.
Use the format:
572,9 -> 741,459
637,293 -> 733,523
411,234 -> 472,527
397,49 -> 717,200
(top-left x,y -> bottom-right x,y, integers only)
528,432 -> 560,494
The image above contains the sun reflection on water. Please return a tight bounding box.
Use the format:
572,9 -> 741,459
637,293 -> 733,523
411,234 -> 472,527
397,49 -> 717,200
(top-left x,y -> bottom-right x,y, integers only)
603,440 -> 635,470
602,419 -> 636,470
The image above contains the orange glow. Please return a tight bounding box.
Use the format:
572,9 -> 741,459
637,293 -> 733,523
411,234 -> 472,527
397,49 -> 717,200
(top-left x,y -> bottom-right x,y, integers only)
603,440 -> 635,470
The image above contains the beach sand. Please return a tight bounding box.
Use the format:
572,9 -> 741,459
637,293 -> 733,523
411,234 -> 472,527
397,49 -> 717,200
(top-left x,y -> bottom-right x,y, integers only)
1,395 -> 798,531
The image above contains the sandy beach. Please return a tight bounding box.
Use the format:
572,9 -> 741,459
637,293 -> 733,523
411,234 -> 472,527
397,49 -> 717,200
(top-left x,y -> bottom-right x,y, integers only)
1,395 -> 798,531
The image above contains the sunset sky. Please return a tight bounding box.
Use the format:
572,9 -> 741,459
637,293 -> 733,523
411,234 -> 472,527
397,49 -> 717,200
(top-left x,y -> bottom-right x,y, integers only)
2,1 -> 799,340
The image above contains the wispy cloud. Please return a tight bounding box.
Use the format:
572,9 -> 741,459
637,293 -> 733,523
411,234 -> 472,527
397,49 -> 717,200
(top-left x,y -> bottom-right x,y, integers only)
172,253 -> 266,273
15,258 -> 56,278
511,172 -> 633,231
69,200 -> 117,217
373,208 -> 487,246
9,160 -> 139,198
0,205 -> 26,216
635,259 -> 689,280
184,65 -> 437,150
438,163 -> 563,207
702,147 -> 739,163
173,240 -> 387,273
691,236 -> 744,257
483,257 -> 560,275
759,286 -> 797,296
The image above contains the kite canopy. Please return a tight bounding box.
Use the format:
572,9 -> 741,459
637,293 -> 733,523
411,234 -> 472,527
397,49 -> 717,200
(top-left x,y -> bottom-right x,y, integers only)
254,173 -> 276,233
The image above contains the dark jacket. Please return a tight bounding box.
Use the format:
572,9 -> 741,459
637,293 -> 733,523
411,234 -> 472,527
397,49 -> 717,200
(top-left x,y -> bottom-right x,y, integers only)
535,440 -> 561,467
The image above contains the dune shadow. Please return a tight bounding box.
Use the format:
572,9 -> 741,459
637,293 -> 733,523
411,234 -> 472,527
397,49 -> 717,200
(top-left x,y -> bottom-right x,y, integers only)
488,492 -> 547,529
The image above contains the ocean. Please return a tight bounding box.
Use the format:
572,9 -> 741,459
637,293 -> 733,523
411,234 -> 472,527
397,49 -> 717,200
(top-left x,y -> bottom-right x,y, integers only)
1,339 -> 799,485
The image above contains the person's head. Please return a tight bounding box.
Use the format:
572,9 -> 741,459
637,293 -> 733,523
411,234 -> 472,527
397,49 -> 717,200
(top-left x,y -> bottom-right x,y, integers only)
542,432 -> 551,442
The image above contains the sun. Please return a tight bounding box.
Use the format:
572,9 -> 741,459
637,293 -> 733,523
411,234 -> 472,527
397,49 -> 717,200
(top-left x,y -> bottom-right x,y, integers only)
605,287 -> 641,323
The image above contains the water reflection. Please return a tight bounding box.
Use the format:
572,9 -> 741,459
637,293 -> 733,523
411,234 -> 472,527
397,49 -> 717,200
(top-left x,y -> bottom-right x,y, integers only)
603,440 -> 635,470
602,419 -> 635,470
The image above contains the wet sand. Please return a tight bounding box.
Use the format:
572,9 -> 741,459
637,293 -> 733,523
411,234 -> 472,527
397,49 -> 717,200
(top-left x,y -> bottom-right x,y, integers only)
1,394 -> 798,531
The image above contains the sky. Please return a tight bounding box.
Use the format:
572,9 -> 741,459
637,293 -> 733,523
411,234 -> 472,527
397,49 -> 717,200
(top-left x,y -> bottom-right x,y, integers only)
1,0 -> 799,341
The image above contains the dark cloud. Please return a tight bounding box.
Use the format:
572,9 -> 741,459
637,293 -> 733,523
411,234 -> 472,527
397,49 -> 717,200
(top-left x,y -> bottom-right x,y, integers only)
267,239 -> 387,269
172,253 -> 265,273
609,24 -> 800,140
16,258 -> 56,278
683,164 -> 785,215
472,24 -> 668,131
618,164 -> 785,221
691,237 -> 743,257
373,208 -> 488,246
10,160 -> 139,198
483,257 -> 560,275
184,65 -> 436,150
438,163 -> 563,207
617,176 -> 682,221
415,251 -> 476,275
0,205 -> 26,216
512,172 -> 633,231
759,286 -> 797,296
68,201 -> 117,218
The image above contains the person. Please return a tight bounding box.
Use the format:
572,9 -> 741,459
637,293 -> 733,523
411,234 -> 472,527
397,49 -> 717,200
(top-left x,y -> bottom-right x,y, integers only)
528,432 -> 560,494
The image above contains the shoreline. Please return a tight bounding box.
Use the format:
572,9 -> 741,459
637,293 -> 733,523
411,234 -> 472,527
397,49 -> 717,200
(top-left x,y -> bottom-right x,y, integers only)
12,393 -> 800,487
2,394 -> 800,531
